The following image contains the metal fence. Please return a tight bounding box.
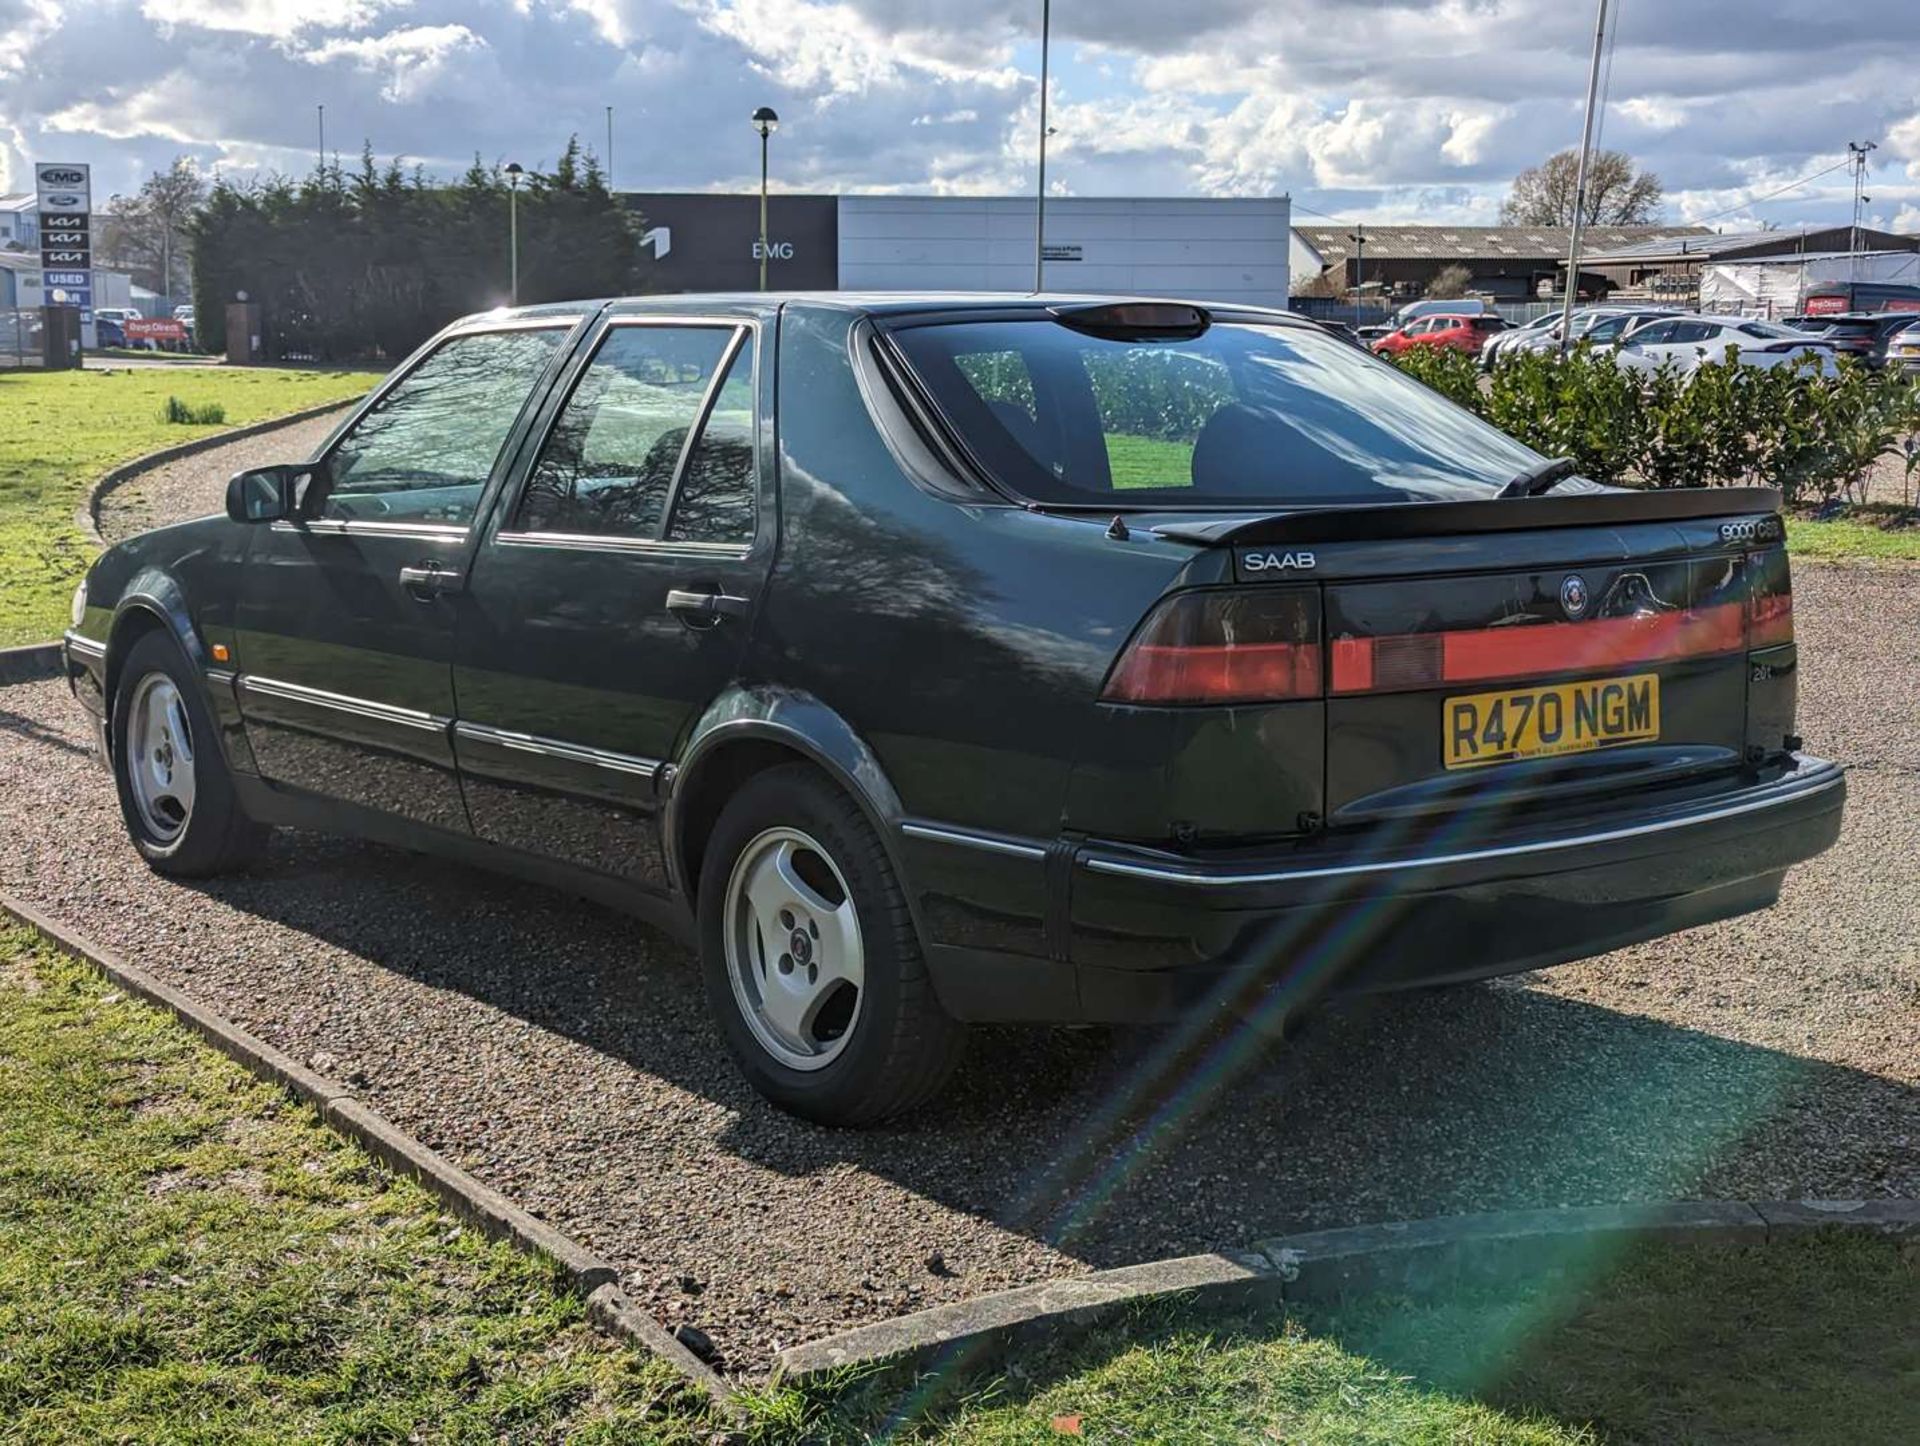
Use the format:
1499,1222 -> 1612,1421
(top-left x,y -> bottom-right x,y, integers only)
0,310 -> 42,369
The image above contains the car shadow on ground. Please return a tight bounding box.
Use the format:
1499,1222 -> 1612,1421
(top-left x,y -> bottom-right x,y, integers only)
192,825 -> 1918,1272
0,702 -> 98,762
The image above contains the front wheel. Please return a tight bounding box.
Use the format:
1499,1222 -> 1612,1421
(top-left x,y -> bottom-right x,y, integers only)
697,765 -> 965,1126
110,630 -> 266,877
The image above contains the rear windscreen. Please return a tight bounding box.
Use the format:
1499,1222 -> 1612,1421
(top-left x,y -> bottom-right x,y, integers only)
889,317 -> 1544,507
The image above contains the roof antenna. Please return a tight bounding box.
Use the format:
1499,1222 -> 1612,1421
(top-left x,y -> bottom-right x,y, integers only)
1106,514 -> 1130,541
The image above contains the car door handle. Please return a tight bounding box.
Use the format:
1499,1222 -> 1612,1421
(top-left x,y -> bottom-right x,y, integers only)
399,562 -> 464,600
665,588 -> 751,623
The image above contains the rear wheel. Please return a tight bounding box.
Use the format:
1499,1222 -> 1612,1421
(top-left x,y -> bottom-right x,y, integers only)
111,630 -> 266,876
697,765 -> 965,1125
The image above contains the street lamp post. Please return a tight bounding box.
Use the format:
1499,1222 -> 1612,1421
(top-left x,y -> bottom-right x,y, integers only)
505,162 -> 524,305
1034,0 -> 1052,293
752,107 -> 779,291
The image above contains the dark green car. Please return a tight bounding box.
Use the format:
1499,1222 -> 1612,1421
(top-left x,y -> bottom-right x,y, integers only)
65,295 -> 1844,1125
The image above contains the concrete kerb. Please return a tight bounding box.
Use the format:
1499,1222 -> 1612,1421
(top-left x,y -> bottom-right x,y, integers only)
0,643 -> 63,684
776,1196 -> 1920,1388
77,395 -> 361,548
0,888 -> 736,1411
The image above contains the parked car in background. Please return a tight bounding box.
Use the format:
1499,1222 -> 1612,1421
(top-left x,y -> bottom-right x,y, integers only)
63,294 -> 1842,1123
1884,318 -> 1920,376
1492,306 -> 1682,366
1801,312 -> 1920,370
1355,323 -> 1395,343
1373,312 -> 1508,357
1479,311 -> 1560,368
93,316 -> 127,348
1611,315 -> 1837,377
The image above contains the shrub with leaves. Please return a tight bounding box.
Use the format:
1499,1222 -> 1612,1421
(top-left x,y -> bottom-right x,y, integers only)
1388,343 -> 1920,507
159,396 -> 226,425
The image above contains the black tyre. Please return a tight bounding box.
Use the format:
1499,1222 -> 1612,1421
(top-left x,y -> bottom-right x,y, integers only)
110,630 -> 267,877
697,764 -> 966,1125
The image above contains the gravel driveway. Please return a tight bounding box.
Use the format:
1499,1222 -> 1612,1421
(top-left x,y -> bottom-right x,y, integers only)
11,432 -> 1917,1373
95,410 -> 348,545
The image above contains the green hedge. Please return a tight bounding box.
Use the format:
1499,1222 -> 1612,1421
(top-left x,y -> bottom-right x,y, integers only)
1389,345 -> 1920,506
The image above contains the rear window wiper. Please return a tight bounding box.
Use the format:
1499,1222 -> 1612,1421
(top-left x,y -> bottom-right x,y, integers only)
1498,456 -> 1581,498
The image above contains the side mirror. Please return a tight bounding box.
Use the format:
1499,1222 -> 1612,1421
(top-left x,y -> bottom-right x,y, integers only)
225,464 -> 309,523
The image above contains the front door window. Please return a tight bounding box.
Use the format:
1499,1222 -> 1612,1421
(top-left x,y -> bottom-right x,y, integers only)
322,327 -> 567,526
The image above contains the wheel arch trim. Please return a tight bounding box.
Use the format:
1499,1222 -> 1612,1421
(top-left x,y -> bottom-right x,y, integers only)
664,686 -> 910,906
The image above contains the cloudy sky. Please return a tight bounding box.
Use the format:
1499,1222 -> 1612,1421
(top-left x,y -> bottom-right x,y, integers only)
4,0 -> 1917,231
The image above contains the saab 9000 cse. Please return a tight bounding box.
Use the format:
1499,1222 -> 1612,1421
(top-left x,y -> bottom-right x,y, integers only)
63,295 -> 1844,1124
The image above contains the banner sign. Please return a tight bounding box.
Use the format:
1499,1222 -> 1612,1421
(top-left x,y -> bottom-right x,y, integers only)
34,162 -> 91,309
126,318 -> 187,342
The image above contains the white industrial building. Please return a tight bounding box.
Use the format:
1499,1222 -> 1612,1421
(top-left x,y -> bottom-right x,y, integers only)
835,195 -> 1293,306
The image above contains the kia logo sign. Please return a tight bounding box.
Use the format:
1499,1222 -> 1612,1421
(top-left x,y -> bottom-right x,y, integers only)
37,167 -> 87,187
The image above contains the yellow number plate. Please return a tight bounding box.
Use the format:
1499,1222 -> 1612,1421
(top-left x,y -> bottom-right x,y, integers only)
1443,673 -> 1660,770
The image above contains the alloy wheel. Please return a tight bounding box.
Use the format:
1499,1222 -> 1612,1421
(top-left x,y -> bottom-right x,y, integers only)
723,826 -> 865,1071
127,672 -> 196,844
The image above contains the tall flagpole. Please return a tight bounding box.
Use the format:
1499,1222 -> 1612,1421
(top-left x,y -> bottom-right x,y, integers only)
1559,0 -> 1608,355
1034,0 -> 1051,293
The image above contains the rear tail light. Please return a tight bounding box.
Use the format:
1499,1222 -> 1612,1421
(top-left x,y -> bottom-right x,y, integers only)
1328,605 -> 1746,695
1106,542 -> 1791,707
1748,551 -> 1793,648
1102,590 -> 1321,705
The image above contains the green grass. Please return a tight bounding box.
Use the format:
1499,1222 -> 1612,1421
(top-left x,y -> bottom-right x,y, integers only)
791,1232 -> 1919,1445
0,925 -> 720,1444
1789,513 -> 1920,562
5,923 -> 1914,1444
1104,433 -> 1196,490
0,367 -> 379,647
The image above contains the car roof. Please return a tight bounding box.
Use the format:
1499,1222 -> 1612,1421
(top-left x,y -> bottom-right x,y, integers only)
476,292 -> 1311,326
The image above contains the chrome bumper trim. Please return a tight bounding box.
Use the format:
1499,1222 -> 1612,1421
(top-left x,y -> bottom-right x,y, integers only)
62,630 -> 106,662
1081,757 -> 1845,888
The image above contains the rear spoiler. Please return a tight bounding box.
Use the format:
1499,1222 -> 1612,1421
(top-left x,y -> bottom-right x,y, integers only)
1151,486 -> 1784,546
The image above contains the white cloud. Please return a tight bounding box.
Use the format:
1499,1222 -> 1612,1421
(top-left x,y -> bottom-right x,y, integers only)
299,23 -> 488,103
140,0 -> 404,38
1,0 -> 1915,233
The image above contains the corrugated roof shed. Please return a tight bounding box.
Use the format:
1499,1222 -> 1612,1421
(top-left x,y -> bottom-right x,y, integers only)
1294,223 -> 1710,264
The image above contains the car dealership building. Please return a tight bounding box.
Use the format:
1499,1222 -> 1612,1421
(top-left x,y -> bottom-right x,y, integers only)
618,192 -> 1294,307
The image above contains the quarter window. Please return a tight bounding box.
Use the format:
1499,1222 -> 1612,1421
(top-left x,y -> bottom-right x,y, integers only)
666,344 -> 758,544
322,328 -> 566,525
515,325 -> 750,541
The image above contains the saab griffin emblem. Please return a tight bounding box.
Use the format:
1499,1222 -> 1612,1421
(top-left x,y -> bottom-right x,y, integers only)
1559,573 -> 1590,619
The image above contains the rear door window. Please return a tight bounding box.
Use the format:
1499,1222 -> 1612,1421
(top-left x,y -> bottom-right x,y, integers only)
890,315 -> 1541,506
513,324 -> 751,541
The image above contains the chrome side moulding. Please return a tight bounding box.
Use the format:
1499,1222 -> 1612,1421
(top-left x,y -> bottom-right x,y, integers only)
453,721 -> 662,779
270,519 -> 469,542
1080,758 -> 1846,888
239,675 -> 449,732
492,531 -> 752,559
901,820 -> 1049,861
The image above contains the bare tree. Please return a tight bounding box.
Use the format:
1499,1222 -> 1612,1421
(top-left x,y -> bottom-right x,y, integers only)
96,158 -> 208,303
1424,263 -> 1475,299
1500,148 -> 1663,226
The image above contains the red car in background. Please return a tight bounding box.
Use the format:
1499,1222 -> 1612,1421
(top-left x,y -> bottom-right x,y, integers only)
1373,312 -> 1509,357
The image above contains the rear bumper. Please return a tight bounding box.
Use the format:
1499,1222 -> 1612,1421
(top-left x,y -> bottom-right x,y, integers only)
1067,754 -> 1842,1022
915,755 -> 1843,1025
